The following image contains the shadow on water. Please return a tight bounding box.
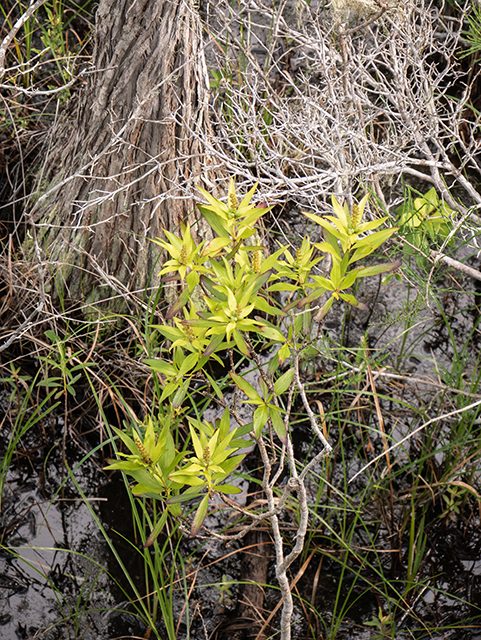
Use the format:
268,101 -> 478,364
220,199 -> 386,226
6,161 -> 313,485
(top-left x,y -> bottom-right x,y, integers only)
0,398 -> 148,640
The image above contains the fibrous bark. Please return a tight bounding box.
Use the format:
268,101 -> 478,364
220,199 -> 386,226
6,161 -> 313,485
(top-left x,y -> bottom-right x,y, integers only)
28,0 -> 214,308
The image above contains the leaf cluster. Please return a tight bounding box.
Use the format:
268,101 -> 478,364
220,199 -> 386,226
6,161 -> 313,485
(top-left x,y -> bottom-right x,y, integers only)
108,181 -> 400,539
396,187 -> 455,268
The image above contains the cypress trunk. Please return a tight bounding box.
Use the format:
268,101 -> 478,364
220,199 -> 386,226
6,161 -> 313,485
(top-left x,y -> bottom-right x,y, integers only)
27,0 -> 214,310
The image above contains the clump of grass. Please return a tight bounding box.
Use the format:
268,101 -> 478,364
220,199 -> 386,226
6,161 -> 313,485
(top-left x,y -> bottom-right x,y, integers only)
291,291 -> 481,639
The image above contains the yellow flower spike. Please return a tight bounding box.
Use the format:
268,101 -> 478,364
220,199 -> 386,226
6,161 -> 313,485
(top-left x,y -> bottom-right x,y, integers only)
351,204 -> 361,228
227,178 -> 239,214
134,434 -> 153,465
179,244 -> 189,265
202,445 -> 211,465
252,250 -> 262,273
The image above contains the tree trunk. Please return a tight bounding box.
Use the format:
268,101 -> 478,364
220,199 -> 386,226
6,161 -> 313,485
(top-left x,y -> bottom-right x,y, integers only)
27,0 -> 214,309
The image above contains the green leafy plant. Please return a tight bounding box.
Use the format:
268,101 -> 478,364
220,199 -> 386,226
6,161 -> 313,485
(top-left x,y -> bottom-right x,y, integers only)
105,408 -> 247,539
169,410 -> 247,535
230,368 -> 294,442
36,329 -> 95,399
0,362 -> 32,403
439,483 -> 473,524
297,194 -> 401,320
106,180 -> 400,640
396,187 -> 455,268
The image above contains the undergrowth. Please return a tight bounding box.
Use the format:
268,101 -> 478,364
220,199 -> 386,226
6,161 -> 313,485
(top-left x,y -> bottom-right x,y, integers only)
2,178 -> 481,639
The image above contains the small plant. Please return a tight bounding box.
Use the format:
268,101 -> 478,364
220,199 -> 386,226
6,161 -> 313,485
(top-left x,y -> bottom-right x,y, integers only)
299,193 -> 400,320
105,409 -> 247,539
365,607 -> 396,639
396,187 -> 455,268
215,574 -> 234,610
439,484 -> 472,524
36,329 -> 95,399
0,362 -> 32,404
107,180 -> 400,640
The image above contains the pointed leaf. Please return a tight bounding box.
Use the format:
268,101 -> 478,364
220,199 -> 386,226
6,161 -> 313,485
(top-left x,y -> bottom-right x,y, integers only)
144,359 -> 176,376
313,295 -> 335,322
230,372 -> 262,402
169,473 -> 205,486
256,325 -> 286,342
165,288 -> 191,320
266,283 -> 299,293
144,509 -> 169,548
177,352 -> 200,378
104,460 -> 144,471
354,260 -> 402,278
159,380 -> 180,402
303,211 -> 344,241
197,205 -> 230,238
331,195 -> 349,227
132,484 -> 165,496
167,488 -> 204,504
189,424 -> 205,460
218,407 -> 231,440
338,293 -> 368,309
254,404 -> 270,437
204,370 -> 224,400
203,333 -> 226,357
191,494 -> 210,536
269,407 -> 287,444
296,287 -> 327,310
253,295 -> 286,316
274,368 -> 295,396
339,269 -> 359,290
233,329 -> 250,356
314,241 -> 342,261
203,237 -> 231,256
238,181 -> 259,209
352,227 -> 398,252
215,484 -> 242,494
278,342 -> 291,364
111,426 -> 140,456
171,381 -> 188,409
216,454 -> 245,475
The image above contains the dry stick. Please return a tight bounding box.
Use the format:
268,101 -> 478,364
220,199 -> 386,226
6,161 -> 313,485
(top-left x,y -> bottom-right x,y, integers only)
248,345 -> 332,640
424,203 -> 481,302
0,304 -> 44,352
0,0 -> 50,79
349,397 -> 481,483
0,74 -> 83,95
255,436 -> 290,639
365,357 -> 391,476
216,481 -> 299,544
254,551 -> 316,640
340,1 -> 391,37
429,251 -> 481,283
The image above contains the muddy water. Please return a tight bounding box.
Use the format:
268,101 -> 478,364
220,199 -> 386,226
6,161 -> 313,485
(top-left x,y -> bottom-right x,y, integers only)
0,434 -> 114,639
